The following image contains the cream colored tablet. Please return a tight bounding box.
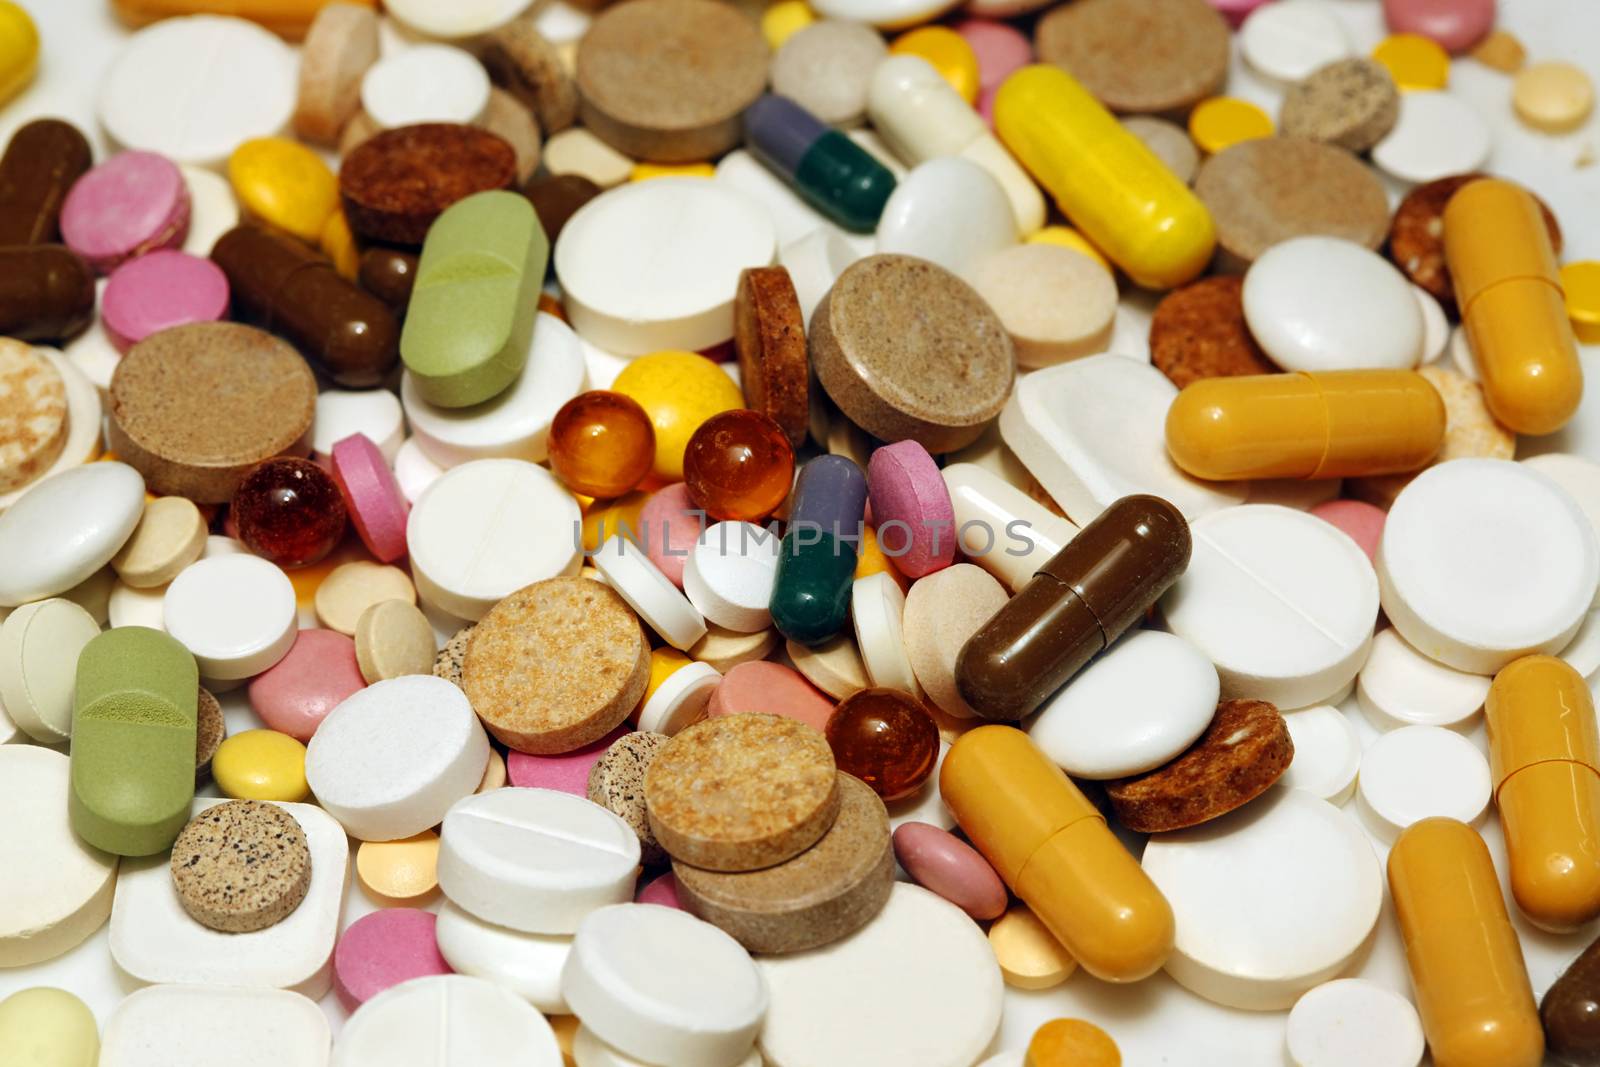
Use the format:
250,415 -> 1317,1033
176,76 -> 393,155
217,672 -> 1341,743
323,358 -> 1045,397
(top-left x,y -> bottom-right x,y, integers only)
0,348 -> 104,512
968,244 -> 1117,368
355,599 -> 437,684
1356,627 -> 1490,732
111,496 -> 207,589
902,564 -> 1009,719
0,597 -> 102,743
786,634 -> 869,701
690,624 -> 776,673
101,985 -> 331,1067
851,572 -> 921,697
314,561 -> 416,636
940,461 -> 1077,591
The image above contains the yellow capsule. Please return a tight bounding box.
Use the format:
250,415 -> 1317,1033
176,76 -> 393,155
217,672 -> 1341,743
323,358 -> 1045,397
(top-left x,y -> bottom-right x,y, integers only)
320,209 -> 360,281
629,161 -> 716,182
228,137 -> 340,244
109,0 -> 377,40
994,65 -> 1214,290
1562,261 -> 1600,345
760,0 -> 815,50
1388,818 -> 1544,1067
612,351 -> 743,480
890,26 -> 982,105
1187,97 -> 1274,155
1026,1019 -> 1121,1067
1372,33 -> 1451,91
212,728 -> 310,802
0,0 -> 38,107
1026,225 -> 1112,273
1444,179 -> 1582,436
1165,370 -> 1446,481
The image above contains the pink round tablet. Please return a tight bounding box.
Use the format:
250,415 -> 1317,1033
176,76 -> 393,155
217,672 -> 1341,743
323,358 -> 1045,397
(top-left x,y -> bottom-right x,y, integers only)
708,660 -> 833,732
506,723 -> 630,793
639,482 -> 706,588
331,433 -> 410,563
953,20 -> 1032,91
892,821 -> 1008,921
636,871 -> 682,909
1383,0 -> 1494,52
1310,499 -> 1387,564
247,629 -> 367,740
1207,0 -> 1271,27
333,908 -> 452,1011
60,151 -> 190,273
867,441 -> 955,579
101,250 -> 230,353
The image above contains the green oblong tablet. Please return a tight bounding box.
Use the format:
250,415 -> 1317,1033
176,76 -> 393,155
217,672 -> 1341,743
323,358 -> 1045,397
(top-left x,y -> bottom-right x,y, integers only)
70,626 -> 198,857
401,189 -> 549,408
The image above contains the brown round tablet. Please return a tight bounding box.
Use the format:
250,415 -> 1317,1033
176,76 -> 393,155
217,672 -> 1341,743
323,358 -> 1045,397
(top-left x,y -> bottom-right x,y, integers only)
588,731 -> 671,866
735,266 -> 809,450
170,800 -> 312,934
525,172 -> 602,246
1036,0 -> 1230,114
646,712 -> 841,873
1194,136 -> 1390,269
194,686 -> 226,784
810,254 -> 1014,454
1150,275 -> 1279,388
109,323 -> 316,503
673,772 -> 893,954
482,13 -> 579,136
576,0 -> 768,162
1279,58 -> 1399,155
1105,699 -> 1293,833
339,124 -> 518,245
463,577 -> 650,755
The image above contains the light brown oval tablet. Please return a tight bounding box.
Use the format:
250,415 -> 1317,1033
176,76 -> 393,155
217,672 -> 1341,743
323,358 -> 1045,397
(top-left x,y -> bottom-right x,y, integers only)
967,244 -> 1117,369
989,904 -> 1076,990
110,496 -> 208,589
786,635 -> 868,701
0,338 -> 68,496
294,1 -> 380,146
1036,0 -> 1230,114
810,254 -> 1015,454
735,266 -> 809,450
588,730 -> 671,866
690,623 -> 777,674
1122,115 -> 1200,184
673,772 -> 892,953
170,800 -> 312,933
1149,275 -> 1279,388
477,88 -> 542,186
314,561 -> 416,636
576,0 -> 768,162
902,564 -> 1009,719
646,712 -> 840,872
482,14 -> 579,136
770,20 -> 887,128
433,624 -> 474,688
355,598 -> 437,683
1279,58 -> 1399,154
463,577 -> 650,754
109,323 -> 317,504
194,686 -> 226,784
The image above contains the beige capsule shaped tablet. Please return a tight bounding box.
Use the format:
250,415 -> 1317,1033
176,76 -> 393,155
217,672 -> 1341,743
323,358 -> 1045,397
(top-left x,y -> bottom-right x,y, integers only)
111,496 -> 207,589
355,598 -> 436,683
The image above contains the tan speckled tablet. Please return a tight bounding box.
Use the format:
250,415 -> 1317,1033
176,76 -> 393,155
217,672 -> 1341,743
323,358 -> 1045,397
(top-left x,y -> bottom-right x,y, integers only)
482,14 -> 578,135
1150,275 -> 1279,388
902,564 -> 1010,719
770,20 -> 887,128
588,730 -> 671,865
110,496 -> 207,589
108,323 -> 317,504
355,598 -> 437,683
0,339 -> 67,496
736,266 -> 809,450
294,2 -> 380,146
967,244 -> 1117,369
170,800 -> 312,933
647,713 -> 840,872
1037,0 -> 1230,114
314,561 -> 416,636
1122,115 -> 1200,184
673,772 -> 892,953
1279,58 -> 1399,154
433,624 -> 474,687
194,686 -> 225,784
463,577 -> 650,754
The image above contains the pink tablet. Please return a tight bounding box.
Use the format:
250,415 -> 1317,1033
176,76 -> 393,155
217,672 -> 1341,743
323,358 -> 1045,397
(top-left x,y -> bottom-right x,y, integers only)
636,872 -> 683,909
60,150 -> 190,273
867,441 -> 955,579
333,908 -> 452,1011
708,660 -> 833,732
102,250 -> 230,352
1208,0 -> 1271,27
331,433 -> 410,563
892,822 -> 1007,921
1383,0 -> 1494,52
247,629 -> 367,740
639,482 -> 706,588
1310,499 -> 1387,564
953,20 -> 1032,91
506,723 -> 630,794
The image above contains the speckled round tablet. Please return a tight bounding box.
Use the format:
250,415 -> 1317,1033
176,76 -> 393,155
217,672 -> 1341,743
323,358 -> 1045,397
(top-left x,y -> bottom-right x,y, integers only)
588,730 -> 671,865
109,323 -> 316,503
771,20 -> 887,127
356,598 -> 437,684
433,624 -> 474,687
339,124 -> 518,245
194,686 -> 226,784
1036,0 -> 1230,113
647,713 -> 841,872
169,800 -> 312,934
736,267 -> 809,450
1279,58 -> 1400,154
810,255 -> 1013,454
0,338 -> 68,495
482,14 -> 579,135
1150,275 -> 1279,388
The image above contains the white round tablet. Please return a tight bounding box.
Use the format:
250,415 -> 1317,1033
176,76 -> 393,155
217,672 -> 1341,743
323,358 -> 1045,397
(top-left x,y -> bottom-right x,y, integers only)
555,179 -> 778,355
1356,627 -> 1490,732
163,555 -> 296,680
808,0 -> 961,28
109,579 -> 166,631
0,461 -> 144,606
1356,725 -> 1490,842
98,15 -> 297,169
394,438 -> 446,505
179,165 -> 240,258
574,1027 -> 762,1067
1142,788 -> 1383,1011
361,44 -> 491,129
334,975 -> 563,1067
875,158 -> 1017,276
1286,979 -> 1425,1067
1380,459 -> 1599,673
385,0 -> 534,39
314,389 -> 406,461
638,661 -> 719,735
852,572 -> 921,697
434,899 -> 572,1015
1279,705 -> 1362,805
1239,0 -> 1352,83
683,521 -> 780,633
1372,92 -> 1492,185
1561,609 -> 1600,678
1413,285 -> 1449,366
1524,452 -> 1600,608
592,535 -> 708,651
61,301 -> 118,402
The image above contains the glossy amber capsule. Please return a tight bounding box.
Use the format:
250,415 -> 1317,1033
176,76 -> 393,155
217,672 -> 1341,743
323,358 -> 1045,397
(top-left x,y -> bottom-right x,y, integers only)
232,457 -> 349,568
825,688 -> 939,802
683,409 -> 796,522
549,391 -> 657,500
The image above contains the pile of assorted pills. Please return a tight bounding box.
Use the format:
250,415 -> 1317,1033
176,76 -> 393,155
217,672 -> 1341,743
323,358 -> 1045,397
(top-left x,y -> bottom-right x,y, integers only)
1,0 -> 1599,1064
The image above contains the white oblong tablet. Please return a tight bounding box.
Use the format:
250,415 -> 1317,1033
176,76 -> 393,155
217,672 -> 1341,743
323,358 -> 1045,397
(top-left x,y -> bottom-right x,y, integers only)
715,150 -> 859,253
386,0 -> 534,39
180,165 -> 240,258
394,438 -> 445,505
163,555 -> 297,680
0,461 -> 144,606
1357,723 -> 1491,842
1243,237 -> 1424,373
555,179 -> 778,355
1372,92 -> 1491,184
438,787 -> 641,934
758,883 -> 1002,1067
779,227 -> 862,327
334,975 -> 562,1067
407,458 -> 583,621
1414,285 -> 1448,365
1279,705 -> 1361,805
1239,0 -> 1351,83
575,1026 -> 761,1067
1356,627 -> 1490,731
98,15 -> 297,169
361,44 -> 491,129
1380,459 -> 1599,673
434,899 -> 572,1014
852,572 -> 921,697
562,904 -> 767,1067
1286,978 -> 1425,1067
1029,629 -> 1219,780
683,521 -> 780,633
314,389 -> 406,462
101,985 -> 330,1067
1162,505 -> 1380,709
1142,788 -> 1383,1011
875,157 -> 1017,276
593,535 -> 708,651
638,661 -> 720,735
0,598 -> 102,743
1524,452 -> 1600,608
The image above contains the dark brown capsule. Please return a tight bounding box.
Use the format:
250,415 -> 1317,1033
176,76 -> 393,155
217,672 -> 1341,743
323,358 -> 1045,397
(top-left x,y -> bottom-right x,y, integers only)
0,244 -> 95,342
0,119 -> 93,246
1545,934 -> 1600,1065
357,247 -> 418,313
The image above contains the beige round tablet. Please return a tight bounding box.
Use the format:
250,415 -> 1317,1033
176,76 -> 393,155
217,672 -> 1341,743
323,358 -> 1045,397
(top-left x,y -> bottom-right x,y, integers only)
0,338 -> 68,496
646,712 -> 841,872
355,598 -> 437,683
690,624 -> 777,673
968,245 -> 1118,369
294,1 -> 380,145
902,564 -> 1009,719
434,624 -> 474,688
478,88 -> 542,185
0,598 -> 102,744
170,800 -> 312,934
1122,115 -> 1200,184
356,830 -> 441,905
1513,61 -> 1595,134
771,20 -> 887,127
195,686 -> 226,783
1279,58 -> 1399,154
786,635 -> 868,701
313,561 -> 416,636
111,496 -> 208,589
543,127 -> 634,188
477,749 -> 507,793
989,904 -> 1077,990
1036,0 -> 1230,113
588,731 -> 671,865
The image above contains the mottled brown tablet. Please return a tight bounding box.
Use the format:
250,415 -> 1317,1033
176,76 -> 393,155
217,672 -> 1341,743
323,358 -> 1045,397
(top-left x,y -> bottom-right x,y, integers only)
735,266 -> 809,450
339,124 -> 518,245
1036,0 -> 1230,114
482,14 -> 578,135
525,173 -> 602,246
194,686 -> 225,785
1150,276 -> 1279,388
588,731 -> 671,866
433,624 -> 474,688
170,800 -> 312,934
1279,58 -> 1399,154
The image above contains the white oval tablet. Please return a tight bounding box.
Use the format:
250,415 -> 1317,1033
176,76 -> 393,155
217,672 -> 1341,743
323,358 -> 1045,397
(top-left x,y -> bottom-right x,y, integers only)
1279,705 -> 1362,805
1239,0 -> 1351,83
314,389 -> 405,462
385,0 -> 534,39
361,44 -> 491,129
683,521 -> 780,634
1356,725 -> 1490,842
1448,323 -> 1479,382
875,157 -> 1017,276
592,535 -> 708,651
779,227 -> 861,327
101,985 -> 330,1067
180,165 -> 241,258
1286,978 -> 1425,1067
1524,452 -> 1600,607
638,660 -> 720,735
1372,92 -> 1491,184
1414,285 -> 1448,365
1379,459 -> 1599,673
0,461 -> 144,606
1356,627 -> 1490,732
714,150 -> 862,254
163,555 -> 297,680
434,899 -> 572,1014
852,572 -> 921,697
0,598 -> 102,744
394,438 -> 446,505
574,1026 -> 761,1067
334,975 -> 562,1067
1142,788 -> 1383,1011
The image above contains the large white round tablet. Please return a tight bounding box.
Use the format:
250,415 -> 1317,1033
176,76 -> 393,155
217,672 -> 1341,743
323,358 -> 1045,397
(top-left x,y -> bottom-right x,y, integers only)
758,883 -> 1001,1067
555,179 -> 778,355
1243,237 -> 1424,372
875,158 -> 1017,276
1380,459 -> 1599,673
163,555 -> 296,680
0,461 -> 144,606
1356,725 -> 1490,842
1356,627 -> 1490,731
1141,788 -> 1383,1011
1162,505 -> 1380,709
1279,705 -> 1361,805
1372,92 -> 1491,184
1286,979 -> 1425,1067
1029,629 -> 1219,779
334,975 -> 563,1067
684,521 -> 780,634
434,899 -> 572,1014
385,0 -> 534,39
575,1026 -> 761,1067
101,985 -> 330,1067
562,904 -> 767,1067
1239,0 -> 1352,83
98,15 -> 297,168
1524,452 -> 1600,607
1561,609 -> 1600,678
362,44 -> 491,129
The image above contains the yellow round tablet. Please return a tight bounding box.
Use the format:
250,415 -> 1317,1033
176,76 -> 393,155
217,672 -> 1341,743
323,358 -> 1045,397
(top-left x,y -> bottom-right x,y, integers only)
227,137 -> 339,244
1026,226 -> 1112,273
1513,61 -> 1595,134
1026,1018 -> 1121,1067
988,903 -> 1077,990
213,729 -> 310,803
643,646 -> 692,705
1188,97 -> 1274,155
631,161 -> 716,182
1371,33 -> 1450,92
0,0 -> 38,108
0,987 -> 98,1067
582,490 -> 650,552
612,351 -> 743,480
1563,261 -> 1600,345
890,26 -> 981,104
356,830 -> 441,905
761,0 -> 815,51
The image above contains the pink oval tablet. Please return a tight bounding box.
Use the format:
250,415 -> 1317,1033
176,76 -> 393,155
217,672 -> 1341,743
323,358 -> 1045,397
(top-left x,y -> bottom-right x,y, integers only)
1383,0 -> 1494,52
953,20 -> 1032,91
636,871 -> 682,909
892,821 -> 1008,921
507,723 -> 630,793
639,482 -> 706,588
60,151 -> 190,273
333,908 -> 452,1011
331,432 -> 410,563
867,441 -> 955,579
247,629 -> 367,740
1207,0 -> 1271,27
1310,499 -> 1387,564
102,250 -> 230,353
707,660 -> 833,732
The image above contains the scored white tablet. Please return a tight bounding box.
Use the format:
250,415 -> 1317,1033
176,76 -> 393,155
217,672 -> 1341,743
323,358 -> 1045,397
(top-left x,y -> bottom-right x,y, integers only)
100,985 -> 331,1067
852,572 -> 921,697
683,522 -> 780,634
334,975 -> 563,1067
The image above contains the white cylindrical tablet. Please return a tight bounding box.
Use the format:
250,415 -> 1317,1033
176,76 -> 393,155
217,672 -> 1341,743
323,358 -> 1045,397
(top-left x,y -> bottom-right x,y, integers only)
109,579 -> 166,631
683,522 -> 780,633
638,660 -> 720,735
101,985 -> 331,1067
314,389 -> 405,462
385,0 -> 534,39
163,555 -> 297,680
575,1026 -> 761,1067
1356,725 -> 1491,843
562,904 -> 767,1067
592,535 -> 707,651
1163,505 -> 1380,709
1141,788 -> 1383,1011
1239,0 -> 1351,83
1561,609 -> 1600,678
394,438 -> 445,505
1356,627 -> 1490,732
1372,92 -> 1491,184
874,158 -> 1017,276
851,572 -> 921,698
1379,459 -> 1599,673
0,461 -> 144,606
361,45 -> 491,129
306,675 -> 491,842
333,975 -> 563,1067
0,598 -> 102,744
1279,705 -> 1361,805
1524,452 -> 1600,607
434,899 -> 572,1014
1287,979 -> 1425,1067
437,787 -> 641,934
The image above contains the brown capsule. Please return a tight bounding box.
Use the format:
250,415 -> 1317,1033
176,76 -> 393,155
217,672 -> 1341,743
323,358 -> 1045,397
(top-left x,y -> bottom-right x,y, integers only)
357,246 -> 418,313
0,244 -> 95,342
0,119 -> 93,246
955,494 -> 1191,722
1545,934 -> 1600,1065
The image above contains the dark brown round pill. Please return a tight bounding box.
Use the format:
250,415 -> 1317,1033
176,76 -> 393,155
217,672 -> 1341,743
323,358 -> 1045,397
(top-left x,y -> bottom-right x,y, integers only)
0,118 -> 93,246
0,244 -> 95,343
358,247 -> 419,312
339,124 -> 518,245
1542,934 -> 1600,1064
525,172 -> 601,246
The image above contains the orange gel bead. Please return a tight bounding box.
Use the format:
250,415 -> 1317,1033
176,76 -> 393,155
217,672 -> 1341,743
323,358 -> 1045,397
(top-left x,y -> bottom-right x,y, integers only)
683,409 -> 796,522
549,390 -> 657,500
825,687 -> 940,801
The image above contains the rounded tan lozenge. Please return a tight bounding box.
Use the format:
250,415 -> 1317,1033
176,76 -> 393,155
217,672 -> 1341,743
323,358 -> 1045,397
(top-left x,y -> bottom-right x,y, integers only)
0,338 -> 68,496
111,495 -> 208,589
735,266 -> 809,450
967,244 -> 1117,369
433,624 -> 474,688
1122,115 -> 1200,184
902,564 -> 1010,719
355,598 -> 437,683
588,730 -> 671,866
786,635 -> 868,701
647,712 -> 841,872
990,903 -> 1077,990
194,686 -> 226,784
169,800 -> 312,934
1036,0 -> 1230,114
293,1 -> 380,145
463,577 -> 650,754
314,560 -> 416,636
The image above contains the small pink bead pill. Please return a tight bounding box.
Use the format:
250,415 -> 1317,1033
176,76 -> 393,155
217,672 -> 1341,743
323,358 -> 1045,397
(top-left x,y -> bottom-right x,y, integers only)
333,908 -> 453,1011
247,628 -> 367,741
867,440 -> 956,579
1207,0 -> 1271,27
707,660 -> 833,732
636,871 -> 683,909
60,150 -> 190,273
954,20 -> 1032,91
1310,499 -> 1387,565
101,250 -> 229,353
507,723 -> 630,793
1383,0 -> 1495,52
330,433 -> 410,563
639,482 -> 705,588
892,821 -> 1008,921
